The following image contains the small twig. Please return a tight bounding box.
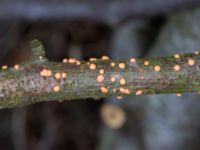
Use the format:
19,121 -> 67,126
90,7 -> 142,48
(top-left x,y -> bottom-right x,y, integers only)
0,0 -> 199,24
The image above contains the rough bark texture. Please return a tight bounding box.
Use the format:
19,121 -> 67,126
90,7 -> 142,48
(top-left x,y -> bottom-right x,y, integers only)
0,39 -> 200,109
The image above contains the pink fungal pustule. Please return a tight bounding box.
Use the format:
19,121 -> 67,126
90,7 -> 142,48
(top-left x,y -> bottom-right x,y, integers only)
55,73 -> 62,79
101,56 -> 109,60
188,58 -> 195,66
14,64 -> 20,70
118,63 -> 126,69
62,72 -> 67,79
111,77 -> 116,82
144,61 -> 149,66
136,90 -> 143,95
2,65 -> 8,70
53,85 -> 60,92
97,75 -> 104,83
174,54 -> 180,59
130,58 -> 136,63
174,65 -> 181,72
89,63 -> 96,70
101,87 -> 109,93
99,69 -> 104,74
110,62 -> 115,67
154,65 -> 161,72
120,78 -> 126,85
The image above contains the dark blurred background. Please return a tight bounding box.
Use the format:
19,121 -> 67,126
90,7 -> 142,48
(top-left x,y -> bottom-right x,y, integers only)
1,0 -> 200,150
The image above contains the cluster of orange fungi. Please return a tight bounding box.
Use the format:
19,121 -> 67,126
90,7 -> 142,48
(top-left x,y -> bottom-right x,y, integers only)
0,52 -> 199,97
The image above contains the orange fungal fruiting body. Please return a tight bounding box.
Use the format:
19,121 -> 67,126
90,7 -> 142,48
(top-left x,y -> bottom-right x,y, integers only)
90,58 -> 97,61
144,61 -> 149,66
136,90 -> 142,95
101,87 -> 109,93
174,54 -> 180,59
99,69 -> 104,74
62,58 -> 68,63
76,60 -> 81,65
110,62 -> 115,67
68,58 -> 76,63
120,78 -> 126,85
14,64 -> 20,70
53,85 -> 60,92
55,73 -> 62,79
101,56 -> 109,60
188,59 -> 195,66
2,65 -> 8,70
119,63 -> 125,69
174,65 -> 181,71
97,75 -> 104,83
130,58 -> 136,63
111,77 -> 116,82
40,69 -> 52,77
113,88 -> 117,92
154,65 -> 161,72
62,72 -> 67,79
89,64 -> 96,70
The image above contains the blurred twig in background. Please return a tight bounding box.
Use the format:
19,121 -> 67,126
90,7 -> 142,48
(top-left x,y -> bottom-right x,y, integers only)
0,0 -> 200,25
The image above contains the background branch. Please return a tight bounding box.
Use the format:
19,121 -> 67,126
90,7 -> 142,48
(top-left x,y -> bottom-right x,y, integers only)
0,0 -> 200,25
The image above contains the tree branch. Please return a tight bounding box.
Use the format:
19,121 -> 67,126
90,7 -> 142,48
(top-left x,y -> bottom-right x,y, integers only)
0,39 -> 200,109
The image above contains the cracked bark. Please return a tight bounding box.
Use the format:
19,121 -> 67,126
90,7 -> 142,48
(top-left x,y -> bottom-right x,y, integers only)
0,39 -> 200,109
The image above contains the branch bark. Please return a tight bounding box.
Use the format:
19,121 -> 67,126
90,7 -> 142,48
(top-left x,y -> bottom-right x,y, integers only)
0,39 -> 200,109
